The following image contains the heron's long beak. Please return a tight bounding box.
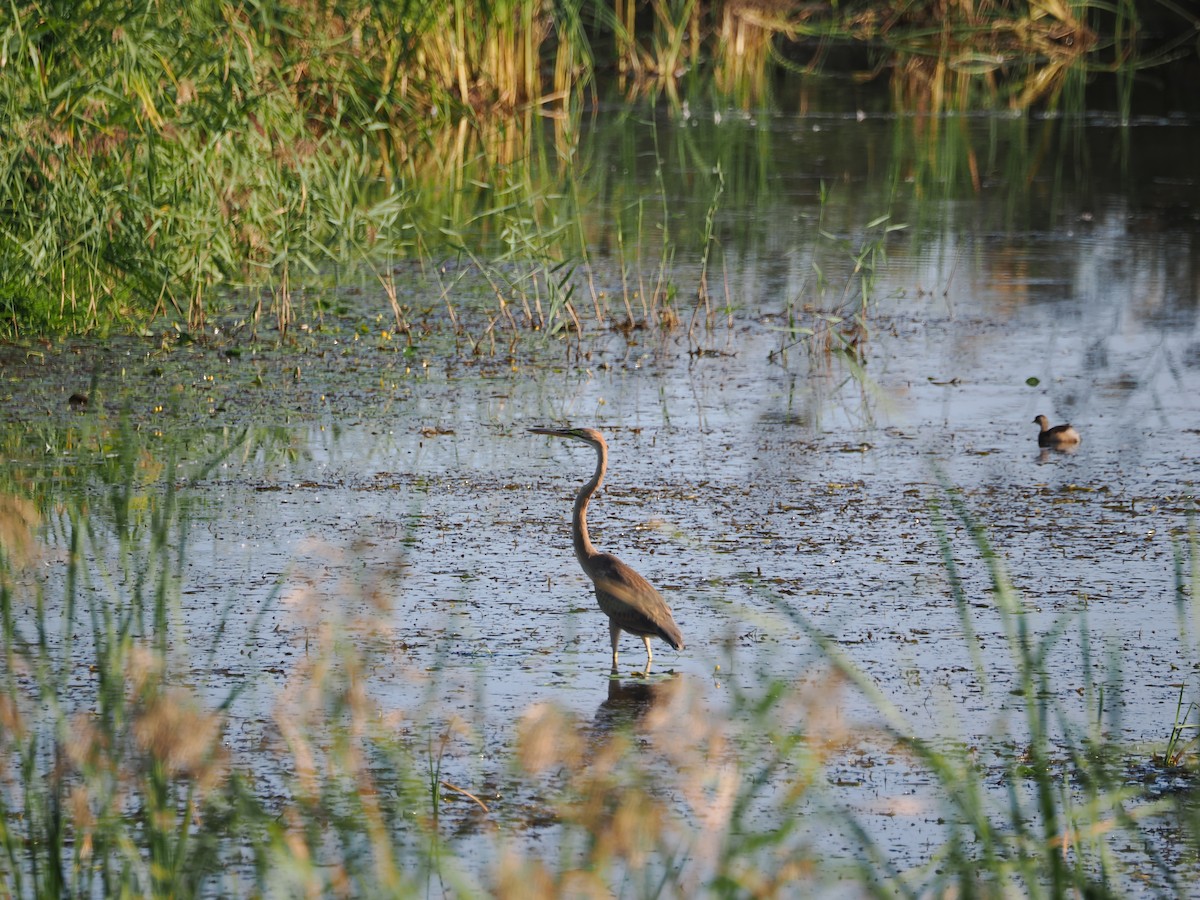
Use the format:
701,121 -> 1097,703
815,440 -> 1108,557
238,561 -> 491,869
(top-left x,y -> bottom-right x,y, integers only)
529,426 -> 573,438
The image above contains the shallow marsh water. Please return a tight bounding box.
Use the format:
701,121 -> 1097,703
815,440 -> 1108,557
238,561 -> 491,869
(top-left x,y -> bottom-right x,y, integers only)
4,100 -> 1200,892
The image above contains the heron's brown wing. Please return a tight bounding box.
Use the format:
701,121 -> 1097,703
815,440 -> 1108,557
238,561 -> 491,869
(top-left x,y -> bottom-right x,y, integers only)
590,553 -> 684,650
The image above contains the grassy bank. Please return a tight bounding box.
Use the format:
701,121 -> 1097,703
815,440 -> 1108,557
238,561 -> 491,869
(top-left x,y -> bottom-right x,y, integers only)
1,0 -> 1194,337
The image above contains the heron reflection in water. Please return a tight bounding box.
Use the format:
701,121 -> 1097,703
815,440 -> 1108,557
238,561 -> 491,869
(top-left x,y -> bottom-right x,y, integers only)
529,427 -> 685,676
593,674 -> 683,735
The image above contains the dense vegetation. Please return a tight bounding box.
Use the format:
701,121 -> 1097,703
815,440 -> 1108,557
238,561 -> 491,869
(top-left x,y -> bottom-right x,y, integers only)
3,5 -> 1200,895
0,0 -> 1194,334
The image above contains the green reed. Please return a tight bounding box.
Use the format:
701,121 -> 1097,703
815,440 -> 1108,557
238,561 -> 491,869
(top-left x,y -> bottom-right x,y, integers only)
0,420 -> 487,895
504,474 -> 1200,896
0,0 -> 589,337
762,479 -> 1192,896
4,419 -> 1200,895
2,0 -> 1185,339
0,421 -> 249,895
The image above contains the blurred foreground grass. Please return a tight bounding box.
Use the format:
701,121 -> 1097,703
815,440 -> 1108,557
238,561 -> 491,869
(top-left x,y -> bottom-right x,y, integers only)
1,423 -> 1199,896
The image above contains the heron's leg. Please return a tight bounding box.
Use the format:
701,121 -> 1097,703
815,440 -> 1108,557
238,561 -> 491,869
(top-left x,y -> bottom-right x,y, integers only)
609,620 -> 620,672
642,635 -> 653,676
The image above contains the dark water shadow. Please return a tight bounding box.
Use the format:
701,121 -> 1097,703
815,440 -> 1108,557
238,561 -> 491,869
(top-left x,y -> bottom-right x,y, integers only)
590,674 -> 685,738
1036,444 -> 1081,463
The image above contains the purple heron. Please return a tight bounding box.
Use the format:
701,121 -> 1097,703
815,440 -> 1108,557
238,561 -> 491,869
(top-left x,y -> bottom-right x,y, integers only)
529,427 -> 685,675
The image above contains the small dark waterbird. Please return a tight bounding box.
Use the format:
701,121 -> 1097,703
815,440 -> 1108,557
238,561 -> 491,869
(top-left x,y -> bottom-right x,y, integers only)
529,426 -> 685,675
1033,415 -> 1081,448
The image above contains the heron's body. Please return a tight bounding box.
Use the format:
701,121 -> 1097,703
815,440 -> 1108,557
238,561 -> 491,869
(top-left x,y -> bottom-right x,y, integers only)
1033,415 -> 1081,448
530,426 -> 684,674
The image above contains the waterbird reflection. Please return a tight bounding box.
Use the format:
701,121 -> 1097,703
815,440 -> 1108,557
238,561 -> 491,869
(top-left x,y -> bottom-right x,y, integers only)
1038,444 -> 1081,462
591,673 -> 684,737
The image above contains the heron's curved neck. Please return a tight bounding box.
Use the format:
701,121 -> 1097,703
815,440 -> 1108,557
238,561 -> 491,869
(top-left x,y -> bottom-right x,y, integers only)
572,442 -> 605,562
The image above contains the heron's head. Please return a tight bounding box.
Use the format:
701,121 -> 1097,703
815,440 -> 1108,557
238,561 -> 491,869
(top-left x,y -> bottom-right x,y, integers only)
528,426 -> 607,450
